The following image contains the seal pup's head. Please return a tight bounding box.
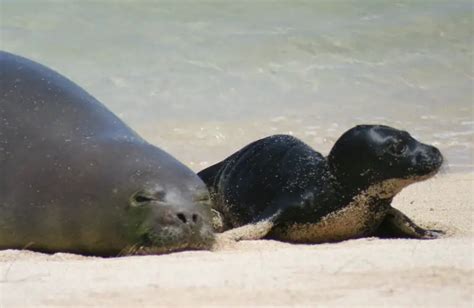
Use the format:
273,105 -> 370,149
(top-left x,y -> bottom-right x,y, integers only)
328,124 -> 443,194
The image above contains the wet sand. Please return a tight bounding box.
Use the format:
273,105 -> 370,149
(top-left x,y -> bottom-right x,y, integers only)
0,172 -> 472,307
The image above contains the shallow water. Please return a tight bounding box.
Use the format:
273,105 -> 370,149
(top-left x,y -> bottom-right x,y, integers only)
1,0 -> 472,172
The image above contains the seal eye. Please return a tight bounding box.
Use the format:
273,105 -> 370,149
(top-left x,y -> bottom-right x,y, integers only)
134,195 -> 154,203
194,192 -> 211,206
387,141 -> 407,156
130,191 -> 159,207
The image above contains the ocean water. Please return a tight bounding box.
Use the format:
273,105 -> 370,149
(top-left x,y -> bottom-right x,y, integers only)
1,0 -> 472,172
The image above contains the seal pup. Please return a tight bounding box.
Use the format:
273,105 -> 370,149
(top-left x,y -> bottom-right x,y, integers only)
0,51 -> 214,256
198,125 -> 444,243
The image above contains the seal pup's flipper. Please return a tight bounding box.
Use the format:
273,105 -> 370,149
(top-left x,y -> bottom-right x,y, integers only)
215,209 -> 283,242
211,209 -> 226,232
376,207 -> 444,239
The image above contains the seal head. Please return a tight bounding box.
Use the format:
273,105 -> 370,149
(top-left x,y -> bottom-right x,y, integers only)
328,125 -> 443,192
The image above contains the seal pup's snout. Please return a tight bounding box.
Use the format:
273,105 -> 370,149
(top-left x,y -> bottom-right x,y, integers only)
428,145 -> 443,167
413,144 -> 444,174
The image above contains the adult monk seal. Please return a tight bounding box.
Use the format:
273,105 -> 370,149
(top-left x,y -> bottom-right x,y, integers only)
198,125 -> 444,243
0,51 -> 214,256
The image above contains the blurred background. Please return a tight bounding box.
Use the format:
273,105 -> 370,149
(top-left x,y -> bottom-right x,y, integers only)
1,0 -> 472,172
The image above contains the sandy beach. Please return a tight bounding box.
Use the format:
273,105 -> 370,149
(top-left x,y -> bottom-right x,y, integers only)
0,172 -> 472,307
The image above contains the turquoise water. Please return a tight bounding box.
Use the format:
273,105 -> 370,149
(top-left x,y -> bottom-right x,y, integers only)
1,0 -> 472,172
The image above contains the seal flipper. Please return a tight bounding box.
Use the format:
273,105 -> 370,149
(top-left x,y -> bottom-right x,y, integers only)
211,209 -> 226,232
215,209 -> 282,242
376,207 -> 444,239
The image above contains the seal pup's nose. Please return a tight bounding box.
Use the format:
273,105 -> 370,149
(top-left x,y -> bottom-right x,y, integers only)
415,145 -> 444,169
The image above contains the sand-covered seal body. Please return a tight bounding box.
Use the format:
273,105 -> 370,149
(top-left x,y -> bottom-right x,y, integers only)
198,125 -> 443,243
0,51 -> 214,256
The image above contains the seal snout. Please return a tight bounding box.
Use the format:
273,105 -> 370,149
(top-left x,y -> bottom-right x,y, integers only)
176,211 -> 200,225
127,186 -> 215,253
413,144 -> 444,174
150,205 -> 202,227
164,206 -> 205,232
146,199 -> 211,232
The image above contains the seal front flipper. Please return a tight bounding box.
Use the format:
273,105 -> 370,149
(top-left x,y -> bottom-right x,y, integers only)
376,207 -> 444,239
211,209 -> 226,232
215,209 -> 282,242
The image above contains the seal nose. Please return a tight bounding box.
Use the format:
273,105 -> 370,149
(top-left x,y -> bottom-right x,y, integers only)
176,212 -> 200,225
432,147 -> 443,166
415,145 -> 443,171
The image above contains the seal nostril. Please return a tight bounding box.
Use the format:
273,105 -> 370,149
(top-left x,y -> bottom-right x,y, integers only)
177,213 -> 187,224
192,214 -> 198,223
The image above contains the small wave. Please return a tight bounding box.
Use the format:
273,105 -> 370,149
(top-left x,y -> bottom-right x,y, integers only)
433,131 -> 474,139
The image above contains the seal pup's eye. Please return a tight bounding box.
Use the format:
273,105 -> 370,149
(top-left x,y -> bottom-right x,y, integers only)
387,141 -> 407,156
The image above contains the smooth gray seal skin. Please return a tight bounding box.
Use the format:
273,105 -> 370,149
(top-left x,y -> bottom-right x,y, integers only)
0,51 -> 214,256
198,125 -> 444,243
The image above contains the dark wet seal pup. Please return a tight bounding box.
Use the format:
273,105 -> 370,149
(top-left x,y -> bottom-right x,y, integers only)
0,51 -> 214,256
198,125 -> 444,244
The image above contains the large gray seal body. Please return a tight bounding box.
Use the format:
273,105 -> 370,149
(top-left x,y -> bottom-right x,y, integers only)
0,51 -> 214,256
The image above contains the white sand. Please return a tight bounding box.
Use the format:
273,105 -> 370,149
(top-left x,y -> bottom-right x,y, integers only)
0,173 -> 472,307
